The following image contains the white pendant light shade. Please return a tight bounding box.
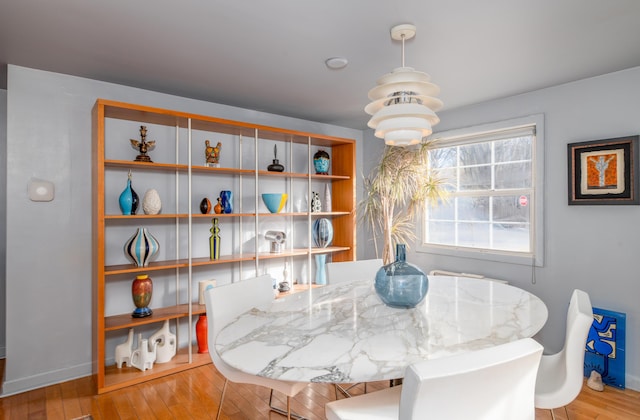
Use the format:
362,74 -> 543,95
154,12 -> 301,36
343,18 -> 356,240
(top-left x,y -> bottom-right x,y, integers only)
365,24 -> 442,147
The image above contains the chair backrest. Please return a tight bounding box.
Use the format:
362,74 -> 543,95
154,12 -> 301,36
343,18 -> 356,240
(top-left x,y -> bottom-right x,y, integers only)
203,275 -> 274,371
551,289 -> 594,405
326,259 -> 383,284
399,338 -> 543,420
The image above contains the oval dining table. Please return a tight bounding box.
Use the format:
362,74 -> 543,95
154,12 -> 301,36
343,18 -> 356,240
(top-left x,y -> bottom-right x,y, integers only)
214,275 -> 548,384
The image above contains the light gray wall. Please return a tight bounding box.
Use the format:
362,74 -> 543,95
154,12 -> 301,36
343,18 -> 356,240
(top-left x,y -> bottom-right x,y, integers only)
4,65 -> 363,396
0,89 -> 6,358
377,66 -> 639,390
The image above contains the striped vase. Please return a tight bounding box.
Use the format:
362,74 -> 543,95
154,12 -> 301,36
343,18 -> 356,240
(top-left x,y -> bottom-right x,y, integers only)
124,227 -> 160,267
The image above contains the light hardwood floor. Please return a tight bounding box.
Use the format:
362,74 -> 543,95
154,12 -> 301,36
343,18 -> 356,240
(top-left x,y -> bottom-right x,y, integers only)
1,362 -> 639,419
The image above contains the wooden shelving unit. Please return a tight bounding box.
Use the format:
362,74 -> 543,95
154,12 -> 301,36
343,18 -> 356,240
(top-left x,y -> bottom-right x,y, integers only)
92,99 -> 356,393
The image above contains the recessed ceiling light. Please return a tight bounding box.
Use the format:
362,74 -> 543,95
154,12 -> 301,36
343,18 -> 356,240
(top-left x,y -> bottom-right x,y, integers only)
325,57 -> 348,70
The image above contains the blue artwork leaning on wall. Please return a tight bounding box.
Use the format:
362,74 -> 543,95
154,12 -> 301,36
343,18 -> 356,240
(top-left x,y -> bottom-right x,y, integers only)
584,307 -> 626,389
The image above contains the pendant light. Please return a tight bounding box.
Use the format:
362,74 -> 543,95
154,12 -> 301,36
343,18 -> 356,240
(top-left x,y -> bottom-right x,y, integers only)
365,24 -> 443,147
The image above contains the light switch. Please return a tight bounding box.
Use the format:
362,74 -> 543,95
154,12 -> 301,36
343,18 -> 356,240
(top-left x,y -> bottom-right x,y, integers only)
28,178 -> 55,202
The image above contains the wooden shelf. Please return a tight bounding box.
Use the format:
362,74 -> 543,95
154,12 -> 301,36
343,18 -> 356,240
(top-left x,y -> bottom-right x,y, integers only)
100,350 -> 211,394
94,99 -> 356,393
105,303 -> 206,331
105,247 -> 352,275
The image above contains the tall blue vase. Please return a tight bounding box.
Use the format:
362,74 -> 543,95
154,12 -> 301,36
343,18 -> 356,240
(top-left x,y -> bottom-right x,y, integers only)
374,244 -> 428,309
124,227 -> 160,267
220,190 -> 233,214
315,254 -> 327,285
119,171 -> 139,215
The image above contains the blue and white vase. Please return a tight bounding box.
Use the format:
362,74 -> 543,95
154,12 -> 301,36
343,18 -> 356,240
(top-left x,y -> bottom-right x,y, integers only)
312,218 -> 333,248
375,244 -> 428,309
220,190 -> 233,214
124,227 -> 160,267
119,171 -> 139,215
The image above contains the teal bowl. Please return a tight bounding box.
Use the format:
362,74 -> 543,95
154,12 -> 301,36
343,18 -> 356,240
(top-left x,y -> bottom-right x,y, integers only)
262,193 -> 288,213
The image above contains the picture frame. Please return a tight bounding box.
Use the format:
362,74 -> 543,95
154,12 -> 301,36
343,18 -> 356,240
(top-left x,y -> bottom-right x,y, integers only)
567,135 -> 639,205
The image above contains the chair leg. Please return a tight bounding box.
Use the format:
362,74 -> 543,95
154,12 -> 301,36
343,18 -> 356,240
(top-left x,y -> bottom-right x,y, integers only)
216,379 -> 228,420
268,389 -> 307,420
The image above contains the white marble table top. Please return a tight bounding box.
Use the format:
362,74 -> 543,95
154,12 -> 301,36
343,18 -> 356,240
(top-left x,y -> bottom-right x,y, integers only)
215,275 -> 548,383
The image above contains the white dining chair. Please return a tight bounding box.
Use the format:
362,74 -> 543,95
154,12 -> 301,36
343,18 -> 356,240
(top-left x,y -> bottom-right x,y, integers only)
326,258 -> 383,285
325,258 -> 383,399
535,289 -> 593,420
204,274 -> 308,420
325,338 -> 543,420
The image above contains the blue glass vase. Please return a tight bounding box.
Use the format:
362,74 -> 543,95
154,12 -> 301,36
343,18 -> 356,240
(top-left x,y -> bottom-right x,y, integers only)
375,244 -> 428,309
220,190 -> 233,214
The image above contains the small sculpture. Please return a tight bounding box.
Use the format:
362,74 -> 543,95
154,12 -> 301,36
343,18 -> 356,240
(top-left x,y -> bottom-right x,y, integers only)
130,126 -> 155,162
130,333 -> 157,372
267,145 -> 285,172
265,230 -> 286,253
115,328 -> 134,368
311,191 -> 322,212
200,197 -> 211,214
149,320 -> 177,364
587,370 -> 604,391
213,197 -> 223,214
205,140 -> 222,167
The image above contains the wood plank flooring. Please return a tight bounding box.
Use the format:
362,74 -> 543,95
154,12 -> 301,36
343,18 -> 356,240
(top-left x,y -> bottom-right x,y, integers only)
1,362 -> 639,419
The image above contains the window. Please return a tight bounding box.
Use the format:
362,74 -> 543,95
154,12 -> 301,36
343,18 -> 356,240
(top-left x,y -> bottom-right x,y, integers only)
419,115 -> 544,266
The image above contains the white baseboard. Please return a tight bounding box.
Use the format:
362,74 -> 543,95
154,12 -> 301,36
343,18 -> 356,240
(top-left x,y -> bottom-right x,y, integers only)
1,362 -> 92,397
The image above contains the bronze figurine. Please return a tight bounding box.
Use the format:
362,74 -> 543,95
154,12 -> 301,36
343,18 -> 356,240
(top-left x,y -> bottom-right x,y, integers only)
130,126 -> 156,162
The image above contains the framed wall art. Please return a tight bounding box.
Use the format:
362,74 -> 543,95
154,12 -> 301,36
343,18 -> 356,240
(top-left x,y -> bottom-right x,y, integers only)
567,135 -> 639,205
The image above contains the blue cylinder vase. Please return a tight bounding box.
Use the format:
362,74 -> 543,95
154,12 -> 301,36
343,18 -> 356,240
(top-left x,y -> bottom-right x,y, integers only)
374,244 -> 428,309
315,254 -> 327,285
119,171 -> 139,215
124,227 -> 160,267
220,190 -> 233,214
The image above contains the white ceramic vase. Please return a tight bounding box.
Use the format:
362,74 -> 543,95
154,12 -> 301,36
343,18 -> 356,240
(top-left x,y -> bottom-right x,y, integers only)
142,188 -> 162,215
148,320 -> 177,363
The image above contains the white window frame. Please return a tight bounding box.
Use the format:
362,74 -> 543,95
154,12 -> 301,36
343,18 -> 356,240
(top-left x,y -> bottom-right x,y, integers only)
417,114 -> 545,267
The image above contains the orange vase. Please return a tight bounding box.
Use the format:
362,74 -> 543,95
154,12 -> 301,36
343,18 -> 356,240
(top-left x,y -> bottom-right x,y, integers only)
196,314 -> 208,353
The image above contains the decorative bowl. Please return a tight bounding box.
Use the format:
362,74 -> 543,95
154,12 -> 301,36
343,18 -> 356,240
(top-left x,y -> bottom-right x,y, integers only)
262,193 -> 288,213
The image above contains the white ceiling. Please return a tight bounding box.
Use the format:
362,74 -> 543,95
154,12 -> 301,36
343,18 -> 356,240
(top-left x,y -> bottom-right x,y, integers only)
2,0 -> 640,130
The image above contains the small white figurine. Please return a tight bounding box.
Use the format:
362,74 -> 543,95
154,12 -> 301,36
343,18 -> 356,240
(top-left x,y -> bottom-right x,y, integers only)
115,328 -> 134,368
130,334 -> 157,372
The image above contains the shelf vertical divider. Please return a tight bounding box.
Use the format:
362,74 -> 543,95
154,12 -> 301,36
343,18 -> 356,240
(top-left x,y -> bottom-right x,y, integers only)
254,128 -> 260,276
174,122 -> 182,356
187,118 -> 193,363
238,133 -> 244,280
